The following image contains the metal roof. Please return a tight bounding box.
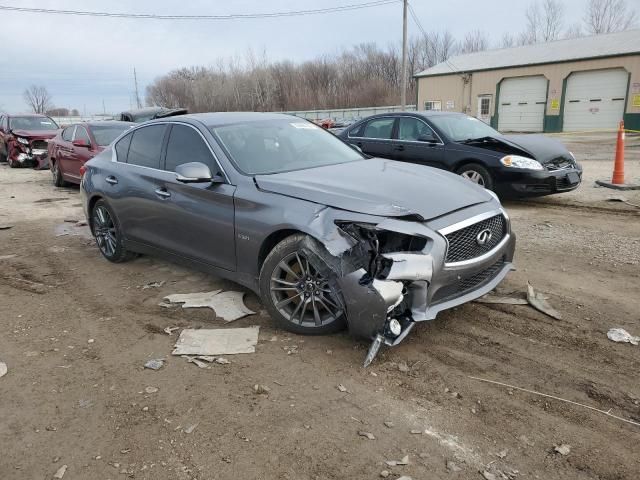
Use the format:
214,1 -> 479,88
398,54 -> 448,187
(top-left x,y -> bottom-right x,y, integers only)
415,29 -> 640,77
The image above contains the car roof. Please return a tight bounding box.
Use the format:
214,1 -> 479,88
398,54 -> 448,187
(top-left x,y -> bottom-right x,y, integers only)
119,107 -> 166,115
82,120 -> 133,128
7,113 -> 52,118
150,111 -> 301,128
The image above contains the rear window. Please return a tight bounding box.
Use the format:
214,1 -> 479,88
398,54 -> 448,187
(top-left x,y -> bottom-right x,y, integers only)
362,118 -> 394,139
91,124 -> 132,146
127,125 -> 166,169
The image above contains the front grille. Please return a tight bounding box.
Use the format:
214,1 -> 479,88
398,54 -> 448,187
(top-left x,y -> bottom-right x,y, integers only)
31,140 -> 48,150
431,257 -> 506,303
444,214 -> 506,263
546,157 -> 574,171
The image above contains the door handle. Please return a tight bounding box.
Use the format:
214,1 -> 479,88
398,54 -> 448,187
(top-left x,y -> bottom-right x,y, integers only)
105,176 -> 118,185
393,145 -> 405,151
154,188 -> 171,198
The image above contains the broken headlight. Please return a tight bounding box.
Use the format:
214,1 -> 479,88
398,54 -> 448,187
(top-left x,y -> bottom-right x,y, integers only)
17,137 -> 30,145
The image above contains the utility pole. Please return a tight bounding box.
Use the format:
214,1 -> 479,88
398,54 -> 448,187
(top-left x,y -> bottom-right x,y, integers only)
400,0 -> 408,109
133,67 -> 142,109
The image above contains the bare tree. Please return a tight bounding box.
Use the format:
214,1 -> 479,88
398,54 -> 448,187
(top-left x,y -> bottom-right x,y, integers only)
459,30 -> 489,54
499,32 -> 516,48
23,85 -> 53,114
520,0 -> 564,44
584,0 -> 637,34
564,23 -> 584,39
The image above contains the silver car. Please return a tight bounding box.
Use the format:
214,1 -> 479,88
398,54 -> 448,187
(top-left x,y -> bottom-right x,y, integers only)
80,112 -> 515,365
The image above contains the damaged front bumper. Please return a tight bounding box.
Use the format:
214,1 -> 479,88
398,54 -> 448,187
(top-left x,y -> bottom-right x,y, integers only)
9,142 -> 49,169
309,206 -> 515,364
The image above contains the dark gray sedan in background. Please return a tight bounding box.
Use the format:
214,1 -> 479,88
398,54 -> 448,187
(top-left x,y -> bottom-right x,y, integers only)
80,112 -> 515,364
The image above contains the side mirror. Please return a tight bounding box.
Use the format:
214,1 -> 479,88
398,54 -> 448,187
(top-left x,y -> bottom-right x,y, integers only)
73,139 -> 91,148
417,134 -> 437,143
175,162 -> 219,183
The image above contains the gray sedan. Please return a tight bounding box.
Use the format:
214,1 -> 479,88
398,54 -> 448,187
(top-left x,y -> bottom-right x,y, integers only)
80,112 -> 515,365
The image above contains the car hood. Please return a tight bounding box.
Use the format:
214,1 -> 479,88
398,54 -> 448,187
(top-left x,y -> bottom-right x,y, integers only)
11,129 -> 59,140
254,158 -> 493,220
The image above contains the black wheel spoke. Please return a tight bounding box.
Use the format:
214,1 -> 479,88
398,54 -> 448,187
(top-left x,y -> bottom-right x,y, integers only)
275,292 -> 302,309
278,261 -> 301,280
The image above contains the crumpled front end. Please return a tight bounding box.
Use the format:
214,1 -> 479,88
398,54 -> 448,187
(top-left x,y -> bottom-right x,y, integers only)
305,204 -> 515,366
8,137 -> 50,169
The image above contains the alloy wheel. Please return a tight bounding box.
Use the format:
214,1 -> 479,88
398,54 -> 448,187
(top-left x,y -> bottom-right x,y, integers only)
460,170 -> 485,186
269,251 -> 343,328
92,205 -> 118,258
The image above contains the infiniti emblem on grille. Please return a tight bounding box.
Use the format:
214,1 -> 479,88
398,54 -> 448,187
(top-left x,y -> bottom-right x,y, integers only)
476,229 -> 493,246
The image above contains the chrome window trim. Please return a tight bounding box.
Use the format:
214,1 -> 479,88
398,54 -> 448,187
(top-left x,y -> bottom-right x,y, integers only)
438,208 -> 510,268
111,121 -> 229,182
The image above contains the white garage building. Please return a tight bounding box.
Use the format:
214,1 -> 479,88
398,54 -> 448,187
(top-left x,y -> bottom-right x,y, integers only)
415,29 -> 640,133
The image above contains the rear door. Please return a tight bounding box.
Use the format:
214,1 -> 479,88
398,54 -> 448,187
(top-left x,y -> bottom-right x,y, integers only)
67,125 -> 92,181
390,116 -> 445,168
346,117 -> 396,158
153,123 -> 236,270
57,126 -> 76,175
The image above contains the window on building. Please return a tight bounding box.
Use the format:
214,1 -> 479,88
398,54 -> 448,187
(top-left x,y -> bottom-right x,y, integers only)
424,101 -> 442,111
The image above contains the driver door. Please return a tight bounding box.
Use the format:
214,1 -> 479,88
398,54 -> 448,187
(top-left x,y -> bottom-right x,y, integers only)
391,116 -> 445,169
154,123 -> 237,271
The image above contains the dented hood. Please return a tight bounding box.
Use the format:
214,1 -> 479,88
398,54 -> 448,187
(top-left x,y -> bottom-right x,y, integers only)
255,158 -> 492,220
11,129 -> 59,140
499,135 -> 571,164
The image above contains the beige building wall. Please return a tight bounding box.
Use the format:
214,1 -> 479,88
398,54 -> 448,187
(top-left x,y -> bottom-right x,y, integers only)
416,55 -> 640,124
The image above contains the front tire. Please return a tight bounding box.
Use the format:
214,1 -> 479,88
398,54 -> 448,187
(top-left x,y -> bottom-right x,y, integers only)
456,163 -> 494,191
90,200 -> 136,263
259,234 -> 346,335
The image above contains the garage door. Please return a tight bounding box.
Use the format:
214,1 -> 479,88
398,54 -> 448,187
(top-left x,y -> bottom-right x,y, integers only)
498,76 -> 547,132
563,69 -> 627,132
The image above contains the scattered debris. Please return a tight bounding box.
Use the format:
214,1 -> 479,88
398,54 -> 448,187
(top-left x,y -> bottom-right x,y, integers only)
398,362 -> 410,372
78,399 -> 92,408
215,357 -> 230,365
380,470 -> 390,478
144,359 -> 165,370
172,326 -> 260,356
283,345 -> 299,355
385,455 -> 409,466
183,423 -> 198,434
337,384 -> 348,392
526,282 -> 562,320
475,293 -> 528,305
45,425 -> 57,431
482,471 -> 497,480
53,464 -> 67,479
496,449 -> 508,459
469,376 -> 640,427
607,328 -> 639,346
554,444 -> 571,456
0,361 -> 7,378
0,224 -> 14,230
410,429 -> 422,434
142,281 -> 165,290
183,356 -> 209,369
253,384 -> 271,395
0,254 -> 17,260
358,431 -> 375,440
163,290 -> 255,321
87,339 -> 94,344
446,460 -> 462,472
144,386 -> 158,394
396,477 -> 412,480
163,326 -> 180,336
384,421 -> 394,428
606,196 -> 640,208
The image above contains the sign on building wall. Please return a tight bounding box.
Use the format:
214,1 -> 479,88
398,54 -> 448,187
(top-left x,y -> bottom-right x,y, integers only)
633,94 -> 640,108
550,99 -> 560,110
446,100 -> 455,110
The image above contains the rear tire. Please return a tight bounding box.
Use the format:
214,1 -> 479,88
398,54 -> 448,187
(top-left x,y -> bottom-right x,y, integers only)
90,199 -> 136,263
456,163 -> 494,191
259,234 -> 346,335
51,160 -> 68,187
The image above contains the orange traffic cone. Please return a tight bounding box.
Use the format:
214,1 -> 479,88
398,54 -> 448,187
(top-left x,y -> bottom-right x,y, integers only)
611,121 -> 625,185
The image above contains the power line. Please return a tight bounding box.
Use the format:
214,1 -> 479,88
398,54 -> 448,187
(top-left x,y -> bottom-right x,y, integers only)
0,1 -> 399,20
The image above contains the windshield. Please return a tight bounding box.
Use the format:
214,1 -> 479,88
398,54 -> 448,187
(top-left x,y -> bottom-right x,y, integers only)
428,115 -> 500,142
210,119 -> 364,175
91,124 -> 132,146
10,116 -> 58,131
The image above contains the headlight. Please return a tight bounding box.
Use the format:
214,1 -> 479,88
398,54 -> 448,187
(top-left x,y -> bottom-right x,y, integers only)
500,155 -> 543,171
17,137 -> 29,145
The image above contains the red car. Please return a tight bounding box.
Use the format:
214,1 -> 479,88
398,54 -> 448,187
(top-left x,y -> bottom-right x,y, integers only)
48,121 -> 133,186
0,113 -> 60,169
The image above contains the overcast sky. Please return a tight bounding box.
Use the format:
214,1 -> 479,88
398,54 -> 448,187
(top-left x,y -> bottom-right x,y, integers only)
0,0 -> 586,115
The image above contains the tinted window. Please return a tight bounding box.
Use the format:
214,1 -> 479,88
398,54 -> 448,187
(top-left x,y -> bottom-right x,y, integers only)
397,117 -> 436,141
62,126 -> 75,141
114,132 -> 132,162
211,119 -> 363,175
74,126 -> 90,142
362,118 -> 394,139
91,124 -> 132,146
127,125 -> 166,169
165,125 -> 214,172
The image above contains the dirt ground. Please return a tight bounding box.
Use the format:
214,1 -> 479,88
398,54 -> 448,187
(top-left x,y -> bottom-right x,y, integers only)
1,133 -> 639,480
